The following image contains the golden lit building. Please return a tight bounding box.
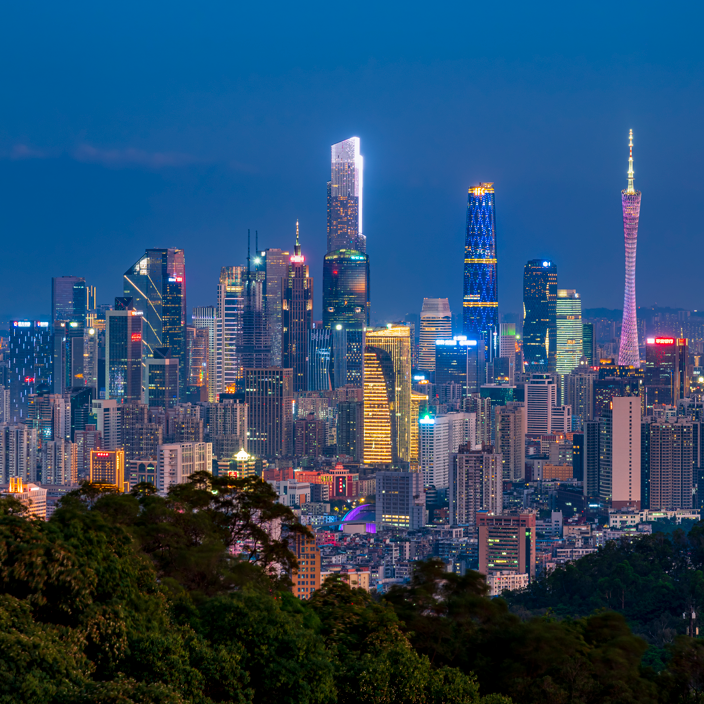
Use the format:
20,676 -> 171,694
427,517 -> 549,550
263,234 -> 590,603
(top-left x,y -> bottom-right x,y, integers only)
223,448 -> 257,478
290,533 -> 321,599
363,346 -> 395,465
410,390 -> 428,468
89,449 -> 126,492
365,326 -> 412,462
5,478 -> 47,520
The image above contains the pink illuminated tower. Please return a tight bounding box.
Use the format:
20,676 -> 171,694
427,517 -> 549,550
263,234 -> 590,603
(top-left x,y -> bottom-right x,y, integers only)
618,130 -> 641,368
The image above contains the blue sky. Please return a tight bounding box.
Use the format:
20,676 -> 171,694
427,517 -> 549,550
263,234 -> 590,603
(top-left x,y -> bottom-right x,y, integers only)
1,1 -> 702,321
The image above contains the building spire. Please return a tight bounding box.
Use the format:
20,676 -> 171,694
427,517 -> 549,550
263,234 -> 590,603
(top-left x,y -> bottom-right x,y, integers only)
247,229 -> 251,272
294,220 -> 301,257
626,129 -> 635,195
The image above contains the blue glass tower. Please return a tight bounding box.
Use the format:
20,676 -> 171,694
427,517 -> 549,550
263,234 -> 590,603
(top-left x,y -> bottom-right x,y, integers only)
462,183 -> 498,345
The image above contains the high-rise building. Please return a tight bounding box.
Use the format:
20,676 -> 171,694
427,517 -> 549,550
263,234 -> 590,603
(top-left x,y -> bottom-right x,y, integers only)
216,267 -> 245,394
599,397 -> 641,508
365,326 -> 412,464
157,442 -> 213,492
308,329 -> 332,392
242,244 -> 271,373
9,321 -> 53,423
463,183 -> 499,345
105,298 -> 143,403
478,513 -> 536,578
91,400 -> 122,450
448,445 -> 503,527
27,391 -> 70,443
89,449 -> 126,492
193,306 -> 217,402
244,368 -> 293,458
418,298 -> 452,373
618,130 -> 642,368
644,337 -> 687,408
52,276 -> 88,326
283,223 -> 313,392
582,322 -> 596,366
41,439 -> 77,485
499,324 -> 517,385
523,260 -> 557,372
419,412 -> 475,489
375,471 -> 425,531
362,346 -> 396,465
322,249 -> 370,388
337,401 -> 363,461
327,137 -> 365,253
205,399 -> 248,459
186,326 -> 209,402
262,248 -> 289,367
525,373 -> 558,435
556,290 -> 583,380
294,413 -> 326,458
495,404 -> 526,481
564,364 -> 597,426
124,248 -> 187,399
0,424 -> 36,483
74,424 -> 102,479
144,349 -> 180,409
649,421 -> 693,510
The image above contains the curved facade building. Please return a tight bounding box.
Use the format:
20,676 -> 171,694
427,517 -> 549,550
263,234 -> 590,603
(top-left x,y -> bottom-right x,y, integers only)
463,183 -> 499,343
523,260 -> 558,372
618,130 -> 642,368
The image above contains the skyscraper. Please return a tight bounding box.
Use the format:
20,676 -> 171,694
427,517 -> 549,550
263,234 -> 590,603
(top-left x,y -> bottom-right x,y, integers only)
308,329 -> 332,392
644,337 -> 687,408
365,326 -> 412,463
322,249 -> 370,387
193,306 -> 217,402
650,421 -> 694,510
242,238 -> 271,373
9,321 -> 53,422
52,276 -> 88,326
463,183 -> 499,344
283,223 -> 313,392
216,266 -> 245,394
105,298 -> 143,404
262,248 -> 289,367
244,368 -> 293,458
123,248 -> 187,398
523,260 -> 558,372
418,298 -> 452,373
556,290 -> 583,377
618,130 -> 642,368
362,346 -> 396,465
327,137 -> 365,253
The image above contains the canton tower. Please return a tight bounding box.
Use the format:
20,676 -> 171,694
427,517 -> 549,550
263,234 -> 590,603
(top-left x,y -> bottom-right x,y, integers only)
618,130 -> 641,368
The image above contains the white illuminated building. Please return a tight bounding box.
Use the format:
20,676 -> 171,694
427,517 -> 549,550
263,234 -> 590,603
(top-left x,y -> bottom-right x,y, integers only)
327,137 -> 365,253
419,412 -> 476,489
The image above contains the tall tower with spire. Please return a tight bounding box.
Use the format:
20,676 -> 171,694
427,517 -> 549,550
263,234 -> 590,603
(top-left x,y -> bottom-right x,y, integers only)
618,130 -> 642,368
284,221 -> 313,391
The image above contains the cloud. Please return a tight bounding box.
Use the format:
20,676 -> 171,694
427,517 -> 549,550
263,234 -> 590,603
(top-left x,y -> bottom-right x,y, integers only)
71,144 -> 202,169
11,144 -> 48,160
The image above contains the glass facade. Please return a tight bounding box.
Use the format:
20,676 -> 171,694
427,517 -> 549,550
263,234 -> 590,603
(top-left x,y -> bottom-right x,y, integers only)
556,289 -> 583,375
105,299 -> 143,403
308,328 -> 332,392
463,183 -> 499,343
216,266 -> 245,394
327,137 -> 365,254
52,276 -> 88,326
523,259 -> 558,372
9,321 -> 54,422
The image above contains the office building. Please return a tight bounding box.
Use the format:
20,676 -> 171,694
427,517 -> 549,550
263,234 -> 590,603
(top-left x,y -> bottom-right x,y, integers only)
337,401 -> 363,461
435,337 -> 478,396
499,323 -> 517,384
419,412 -> 475,489
308,329 -> 332,392
523,260 -> 557,372
644,337 -> 687,408
193,306 -> 217,402
463,183 -> 499,344
52,276 -> 88,326
244,368 -> 293,458
27,391 -> 70,445
322,249 -> 370,387
216,266 -> 245,394
564,364 -> 596,426
290,533 -> 321,600
418,298 -> 452,372
9,320 -> 53,422
144,349 -> 180,409
41,440 -> 77,485
495,404 -> 526,481
262,248 -> 290,367
599,397 -> 641,508
594,371 -> 643,420
556,289 -> 583,380
525,373 -> 558,435
582,322 -> 596,366
478,513 -> 536,578
650,421 -> 693,510
363,345 -> 396,465
449,445 -> 503,527
581,420 -> 601,497
375,471 -> 425,531
242,249 -> 271,374
364,326 -> 412,464
124,248 -> 187,399
186,326 -> 209,402
618,130 -> 642,368
89,449 -> 126,492
105,298 -> 143,403
327,137 -> 365,253
283,223 -> 313,392
157,442 -> 213,492
74,425 -> 102,480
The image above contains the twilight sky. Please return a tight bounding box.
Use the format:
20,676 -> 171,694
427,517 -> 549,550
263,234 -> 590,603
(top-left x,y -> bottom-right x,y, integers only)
1,1 -> 703,323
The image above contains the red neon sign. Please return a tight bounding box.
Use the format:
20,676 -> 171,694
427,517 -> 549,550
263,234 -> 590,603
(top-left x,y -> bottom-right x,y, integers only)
655,338 -> 674,345
131,333 -> 142,341
95,452 -> 111,458
24,376 -> 34,383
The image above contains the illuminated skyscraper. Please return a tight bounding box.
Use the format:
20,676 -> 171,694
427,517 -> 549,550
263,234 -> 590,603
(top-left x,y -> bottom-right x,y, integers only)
9,321 -> 53,423
418,298 -> 452,373
242,236 -> 271,373
216,266 -> 245,394
618,130 -> 642,368
192,306 -> 217,401
262,248 -> 289,367
363,346 -> 396,465
52,276 -> 88,326
463,183 -> 499,344
322,249 -> 370,387
556,289 -> 583,377
123,249 -> 187,399
283,222 -> 313,392
327,137 -> 364,253
105,298 -> 143,404
523,260 -> 557,372
365,326 -> 412,463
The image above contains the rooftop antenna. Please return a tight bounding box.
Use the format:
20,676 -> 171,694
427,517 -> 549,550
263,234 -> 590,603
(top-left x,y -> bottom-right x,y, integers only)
626,129 -> 635,195
294,220 -> 301,257
247,229 -> 251,273
255,230 -> 259,254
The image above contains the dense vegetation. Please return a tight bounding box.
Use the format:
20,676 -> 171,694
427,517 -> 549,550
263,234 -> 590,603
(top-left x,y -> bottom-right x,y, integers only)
4,476 -> 704,703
